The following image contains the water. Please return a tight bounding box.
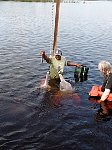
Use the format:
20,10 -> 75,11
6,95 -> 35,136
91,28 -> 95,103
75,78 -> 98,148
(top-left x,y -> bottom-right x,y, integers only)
0,1 -> 112,149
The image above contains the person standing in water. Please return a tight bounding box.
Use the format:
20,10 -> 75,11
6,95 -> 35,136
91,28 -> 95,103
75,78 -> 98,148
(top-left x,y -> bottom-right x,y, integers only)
97,60 -> 112,115
40,50 -> 81,88
40,50 -> 81,81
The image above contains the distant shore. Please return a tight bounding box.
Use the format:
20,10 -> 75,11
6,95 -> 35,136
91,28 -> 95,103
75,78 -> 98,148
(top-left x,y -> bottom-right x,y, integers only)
0,0 -> 98,2
0,0 -> 109,3
0,0 -> 56,2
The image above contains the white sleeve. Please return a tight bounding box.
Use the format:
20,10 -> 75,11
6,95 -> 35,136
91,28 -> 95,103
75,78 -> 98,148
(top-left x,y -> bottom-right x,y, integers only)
101,89 -> 110,101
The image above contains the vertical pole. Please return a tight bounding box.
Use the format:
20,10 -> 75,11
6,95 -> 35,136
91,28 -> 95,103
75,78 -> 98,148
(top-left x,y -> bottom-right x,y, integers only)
53,0 -> 60,56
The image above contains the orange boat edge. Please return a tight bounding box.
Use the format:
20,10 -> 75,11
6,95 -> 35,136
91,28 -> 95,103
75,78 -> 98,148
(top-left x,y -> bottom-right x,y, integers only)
89,85 -> 112,101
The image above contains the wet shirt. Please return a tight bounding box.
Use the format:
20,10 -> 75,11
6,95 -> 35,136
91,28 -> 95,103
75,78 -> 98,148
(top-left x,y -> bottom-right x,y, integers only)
101,73 -> 112,92
48,56 -> 67,79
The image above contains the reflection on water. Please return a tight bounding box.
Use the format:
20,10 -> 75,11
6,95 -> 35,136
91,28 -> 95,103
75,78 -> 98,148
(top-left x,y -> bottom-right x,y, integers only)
89,97 -> 112,122
0,1 -> 112,149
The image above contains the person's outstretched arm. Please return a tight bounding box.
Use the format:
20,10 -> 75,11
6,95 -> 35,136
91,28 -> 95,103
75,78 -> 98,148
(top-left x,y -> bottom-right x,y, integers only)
67,61 -> 81,67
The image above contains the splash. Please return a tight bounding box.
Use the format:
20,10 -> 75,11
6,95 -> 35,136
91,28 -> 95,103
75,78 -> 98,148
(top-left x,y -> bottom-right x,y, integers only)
40,72 -> 51,89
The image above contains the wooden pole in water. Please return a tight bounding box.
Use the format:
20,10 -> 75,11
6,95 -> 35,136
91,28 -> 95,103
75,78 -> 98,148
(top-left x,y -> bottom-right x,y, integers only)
53,0 -> 60,55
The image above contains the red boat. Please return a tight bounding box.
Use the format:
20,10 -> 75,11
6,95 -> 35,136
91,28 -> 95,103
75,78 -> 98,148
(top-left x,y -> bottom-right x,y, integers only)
89,85 -> 112,101
89,85 -> 112,110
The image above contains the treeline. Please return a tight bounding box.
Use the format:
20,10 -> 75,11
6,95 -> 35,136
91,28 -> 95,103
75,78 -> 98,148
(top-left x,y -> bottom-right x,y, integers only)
0,0 -> 57,2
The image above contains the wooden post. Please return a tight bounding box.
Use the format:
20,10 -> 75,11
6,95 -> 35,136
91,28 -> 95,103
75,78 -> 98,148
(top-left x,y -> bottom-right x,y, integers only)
53,0 -> 60,55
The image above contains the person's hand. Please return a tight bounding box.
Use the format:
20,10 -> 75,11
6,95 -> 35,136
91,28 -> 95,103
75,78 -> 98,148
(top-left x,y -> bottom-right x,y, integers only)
80,64 -> 84,67
97,99 -> 102,104
76,64 -> 81,67
40,50 -> 45,56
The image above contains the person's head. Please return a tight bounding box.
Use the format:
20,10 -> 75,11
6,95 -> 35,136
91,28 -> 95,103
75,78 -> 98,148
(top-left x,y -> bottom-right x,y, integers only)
98,60 -> 112,76
55,50 -> 62,60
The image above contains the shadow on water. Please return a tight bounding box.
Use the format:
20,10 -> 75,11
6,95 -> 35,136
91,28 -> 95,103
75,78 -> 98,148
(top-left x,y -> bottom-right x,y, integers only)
89,97 -> 112,123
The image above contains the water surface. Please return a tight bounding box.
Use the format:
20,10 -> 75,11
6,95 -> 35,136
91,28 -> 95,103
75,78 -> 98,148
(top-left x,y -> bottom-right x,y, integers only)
0,1 -> 112,149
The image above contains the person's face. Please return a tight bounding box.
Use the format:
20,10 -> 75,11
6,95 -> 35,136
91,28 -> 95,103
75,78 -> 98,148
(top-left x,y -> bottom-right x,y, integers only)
55,55 -> 61,60
100,68 -> 108,76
